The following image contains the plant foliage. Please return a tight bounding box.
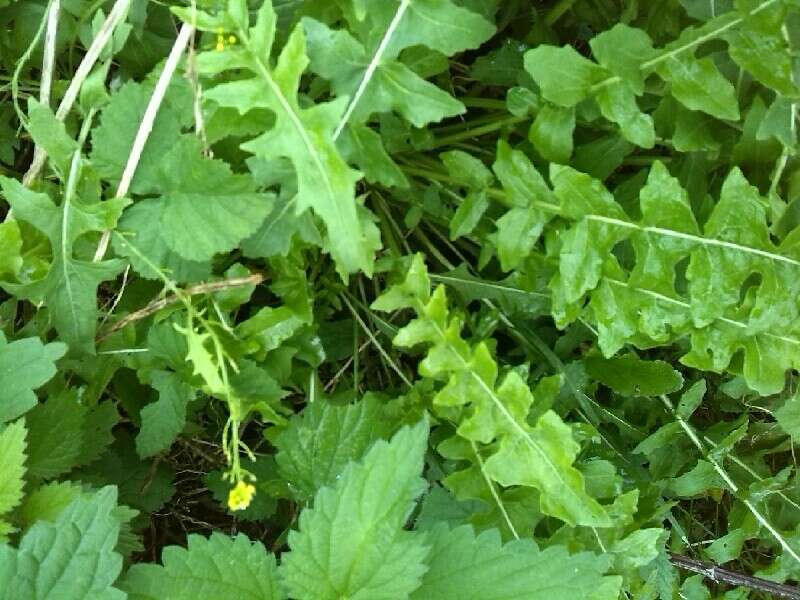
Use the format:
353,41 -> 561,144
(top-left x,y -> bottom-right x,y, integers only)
1,0 -> 799,597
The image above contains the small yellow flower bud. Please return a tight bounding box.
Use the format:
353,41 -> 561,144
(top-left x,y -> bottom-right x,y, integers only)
228,35 -> 237,44
216,40 -> 225,52
227,480 -> 255,511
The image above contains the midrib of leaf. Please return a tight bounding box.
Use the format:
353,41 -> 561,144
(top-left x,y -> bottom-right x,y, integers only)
588,0 -> 781,93
242,37 -> 339,219
60,133 -> 86,344
603,278 -> 800,347
429,274 -> 550,300
486,182 -> 800,269
333,0 -> 411,140
415,297 -> 597,519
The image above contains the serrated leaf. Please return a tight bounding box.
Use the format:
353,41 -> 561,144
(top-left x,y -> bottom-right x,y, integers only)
0,420 -> 26,517
376,256 -> 610,527
0,486 -> 123,600
196,6 -> 376,277
113,199 -> 212,283
275,396 -> 394,500
90,78 -> 192,194
0,334 -> 66,423
282,421 -> 431,600
136,370 -> 195,458
119,532 -> 283,600
18,481 -> 82,530
411,524 -> 620,599
25,391 -> 86,481
0,177 -> 129,354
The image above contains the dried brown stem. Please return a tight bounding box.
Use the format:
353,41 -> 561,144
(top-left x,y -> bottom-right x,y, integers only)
96,273 -> 264,341
669,553 -> 800,599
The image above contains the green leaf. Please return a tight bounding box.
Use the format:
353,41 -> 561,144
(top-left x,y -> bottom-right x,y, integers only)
26,98 -> 77,176
338,122 -> 408,188
589,24 -> 656,94
0,420 -> 26,517
90,79 -> 192,194
0,176 -> 129,354
656,56 -> 740,120
411,524 -> 620,599
776,389 -> 800,438
584,355 -> 684,397
0,221 -> 22,278
375,256 -> 610,527
593,81 -> 655,148
304,0 -> 494,127
524,45 -> 606,107
0,334 -> 66,423
529,104 -> 575,163
136,371 -> 196,458
725,3 -> 798,97
282,420 -> 431,600
275,396 -> 393,500
196,5 -> 377,277
0,486 -> 123,600
25,391 -> 86,481
113,199 -> 212,283
119,532 -> 283,600
18,481 -> 82,530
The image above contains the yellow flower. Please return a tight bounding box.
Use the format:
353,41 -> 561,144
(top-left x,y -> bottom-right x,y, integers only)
227,480 -> 255,511
228,35 -> 237,44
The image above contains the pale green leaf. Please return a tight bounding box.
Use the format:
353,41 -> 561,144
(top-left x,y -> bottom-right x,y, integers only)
0,486 -> 123,600
0,420 -> 26,517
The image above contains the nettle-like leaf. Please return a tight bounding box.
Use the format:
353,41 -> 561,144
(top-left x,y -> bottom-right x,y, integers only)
539,162 -> 800,394
178,0 -> 379,277
0,486 -> 123,600
373,256 -> 610,527
0,333 -> 66,423
0,177 -> 129,355
303,0 -> 495,128
0,420 -> 26,527
120,532 -> 283,600
411,524 -> 621,599
114,135 -> 273,271
282,421 -> 431,600
274,396 -> 394,500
